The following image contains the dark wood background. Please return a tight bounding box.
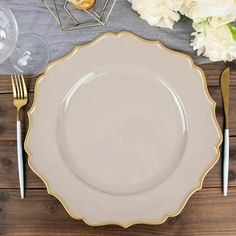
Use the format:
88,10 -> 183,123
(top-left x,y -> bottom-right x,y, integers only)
0,62 -> 236,235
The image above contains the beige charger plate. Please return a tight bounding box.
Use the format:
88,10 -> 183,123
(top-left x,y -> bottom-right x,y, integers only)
25,32 -> 222,227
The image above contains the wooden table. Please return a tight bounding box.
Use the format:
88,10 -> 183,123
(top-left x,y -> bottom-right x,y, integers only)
0,62 -> 236,235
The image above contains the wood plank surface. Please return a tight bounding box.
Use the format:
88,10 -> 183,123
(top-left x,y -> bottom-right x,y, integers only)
1,62 -> 236,94
0,188 -> 236,236
0,141 -> 45,189
0,63 -> 236,235
200,62 -> 236,86
0,137 -> 235,189
0,85 -> 236,141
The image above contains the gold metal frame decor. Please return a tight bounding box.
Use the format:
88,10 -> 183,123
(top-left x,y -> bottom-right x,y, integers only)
43,0 -> 116,31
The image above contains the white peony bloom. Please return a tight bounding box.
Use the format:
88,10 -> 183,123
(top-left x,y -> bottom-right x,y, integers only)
181,0 -> 236,27
128,0 -> 185,29
191,24 -> 236,61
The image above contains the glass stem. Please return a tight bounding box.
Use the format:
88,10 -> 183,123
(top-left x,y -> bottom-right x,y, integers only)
15,47 -> 32,67
0,29 -> 6,40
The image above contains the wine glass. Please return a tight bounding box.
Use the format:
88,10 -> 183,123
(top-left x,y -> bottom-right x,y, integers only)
0,6 -> 50,76
9,33 -> 50,76
0,7 -> 18,64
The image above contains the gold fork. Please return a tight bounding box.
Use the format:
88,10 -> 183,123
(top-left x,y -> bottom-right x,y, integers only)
11,74 -> 28,199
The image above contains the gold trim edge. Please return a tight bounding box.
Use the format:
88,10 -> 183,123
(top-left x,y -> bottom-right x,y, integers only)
24,31 -> 223,228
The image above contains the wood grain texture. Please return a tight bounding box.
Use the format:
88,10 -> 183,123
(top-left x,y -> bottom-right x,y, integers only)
200,62 -> 236,86
0,188 -> 236,236
0,141 -> 45,189
0,86 -> 236,141
0,63 -> 236,235
0,62 -> 236,94
0,93 -> 33,141
0,137 -> 235,189
0,75 -> 38,94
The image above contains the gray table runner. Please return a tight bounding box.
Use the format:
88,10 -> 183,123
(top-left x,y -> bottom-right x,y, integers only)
1,0 -> 210,73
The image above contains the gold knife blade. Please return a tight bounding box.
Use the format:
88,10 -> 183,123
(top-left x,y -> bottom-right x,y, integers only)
220,67 -> 230,129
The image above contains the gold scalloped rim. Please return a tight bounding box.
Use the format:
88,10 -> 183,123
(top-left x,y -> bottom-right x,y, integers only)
24,31 -> 223,228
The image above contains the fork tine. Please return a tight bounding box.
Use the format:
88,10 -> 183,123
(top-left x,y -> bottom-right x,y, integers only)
11,75 -> 17,98
20,75 -> 27,99
17,75 -> 23,99
14,75 -> 20,99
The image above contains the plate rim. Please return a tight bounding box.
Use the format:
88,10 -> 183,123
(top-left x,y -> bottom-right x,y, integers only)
24,31 -> 223,228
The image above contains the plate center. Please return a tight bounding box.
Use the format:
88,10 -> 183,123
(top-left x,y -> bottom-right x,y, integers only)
57,64 -> 188,195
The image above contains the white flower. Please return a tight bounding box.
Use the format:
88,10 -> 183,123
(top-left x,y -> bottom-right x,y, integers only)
128,0 -> 185,29
181,0 -> 236,27
191,24 -> 236,61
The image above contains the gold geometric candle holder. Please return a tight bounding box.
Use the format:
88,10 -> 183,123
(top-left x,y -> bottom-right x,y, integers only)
43,0 -> 116,31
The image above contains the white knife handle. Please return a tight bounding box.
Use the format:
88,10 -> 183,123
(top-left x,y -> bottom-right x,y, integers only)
223,129 -> 229,197
17,121 -> 24,199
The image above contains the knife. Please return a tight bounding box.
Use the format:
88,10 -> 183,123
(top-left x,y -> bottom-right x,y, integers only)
220,67 -> 230,196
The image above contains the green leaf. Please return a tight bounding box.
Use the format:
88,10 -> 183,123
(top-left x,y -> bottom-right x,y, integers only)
227,23 -> 236,41
178,13 -> 189,22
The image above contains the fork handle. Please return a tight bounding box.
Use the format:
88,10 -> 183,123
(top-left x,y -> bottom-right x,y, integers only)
17,120 -> 24,199
223,129 -> 229,197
